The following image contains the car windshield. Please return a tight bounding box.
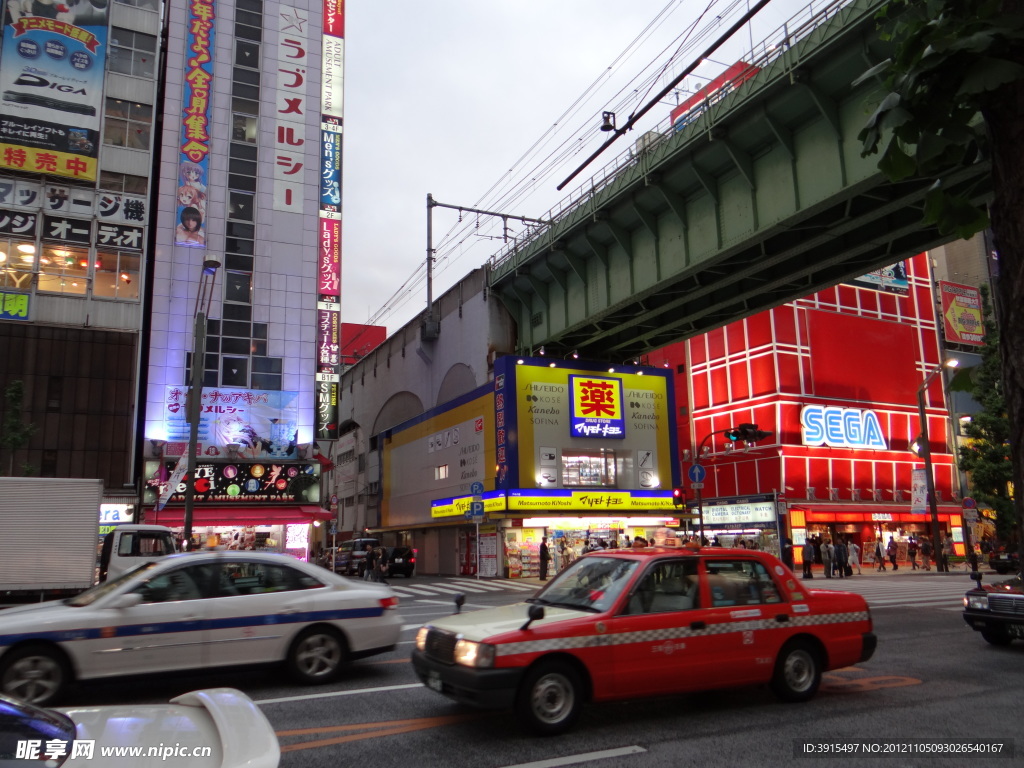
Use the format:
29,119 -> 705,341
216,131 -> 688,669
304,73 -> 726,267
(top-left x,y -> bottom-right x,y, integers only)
528,556 -> 638,613
65,562 -> 161,607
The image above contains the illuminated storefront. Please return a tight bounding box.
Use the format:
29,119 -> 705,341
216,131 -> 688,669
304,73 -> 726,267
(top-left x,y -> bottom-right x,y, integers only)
378,356 -> 686,576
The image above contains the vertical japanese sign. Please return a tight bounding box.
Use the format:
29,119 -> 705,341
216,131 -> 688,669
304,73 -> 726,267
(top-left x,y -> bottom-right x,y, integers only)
273,5 -> 309,213
315,0 -> 343,440
939,281 -> 984,346
0,0 -> 109,181
176,0 -> 215,247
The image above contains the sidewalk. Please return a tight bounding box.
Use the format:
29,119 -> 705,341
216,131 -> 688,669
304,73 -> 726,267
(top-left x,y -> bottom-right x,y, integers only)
800,561 -> 992,578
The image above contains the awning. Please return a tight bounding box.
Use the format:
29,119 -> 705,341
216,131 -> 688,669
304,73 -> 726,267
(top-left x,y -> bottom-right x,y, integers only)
145,505 -> 332,527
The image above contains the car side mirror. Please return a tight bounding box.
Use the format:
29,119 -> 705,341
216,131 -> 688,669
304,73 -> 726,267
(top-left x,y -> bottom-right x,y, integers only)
453,593 -> 465,614
108,592 -> 143,610
970,571 -> 983,588
520,603 -> 544,631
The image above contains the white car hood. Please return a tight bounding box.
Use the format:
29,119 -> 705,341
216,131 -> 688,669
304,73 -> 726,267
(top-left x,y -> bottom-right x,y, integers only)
59,688 -> 279,768
424,602 -> 585,643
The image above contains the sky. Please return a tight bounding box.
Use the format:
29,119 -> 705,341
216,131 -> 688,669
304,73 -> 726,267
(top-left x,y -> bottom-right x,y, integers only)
340,0 -> 809,335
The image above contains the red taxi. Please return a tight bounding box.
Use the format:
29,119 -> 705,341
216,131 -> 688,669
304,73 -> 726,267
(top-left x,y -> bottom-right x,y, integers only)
412,546 -> 876,734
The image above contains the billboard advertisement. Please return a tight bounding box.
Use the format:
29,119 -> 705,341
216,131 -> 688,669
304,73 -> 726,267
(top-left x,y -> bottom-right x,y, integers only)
162,386 -> 300,459
0,0 -> 109,181
495,357 -> 678,495
844,262 -> 909,295
144,460 -> 321,505
939,280 -> 984,346
175,0 -> 215,247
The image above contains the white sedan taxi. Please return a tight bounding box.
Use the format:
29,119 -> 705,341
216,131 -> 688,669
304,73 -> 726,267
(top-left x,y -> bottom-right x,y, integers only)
0,551 -> 401,706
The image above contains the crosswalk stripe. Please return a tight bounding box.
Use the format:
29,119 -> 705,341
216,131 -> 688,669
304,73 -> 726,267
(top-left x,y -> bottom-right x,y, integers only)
446,579 -> 506,591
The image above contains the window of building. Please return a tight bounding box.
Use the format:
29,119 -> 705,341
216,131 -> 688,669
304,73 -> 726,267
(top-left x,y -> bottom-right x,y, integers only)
224,272 -> 251,304
561,450 -> 616,487
114,0 -> 159,10
0,239 -> 36,291
103,99 -> 152,150
434,465 -> 449,480
92,249 -> 140,300
225,254 -> 254,272
235,11 -> 262,42
37,245 -> 89,295
99,171 -> 148,196
235,40 -> 260,69
228,191 -> 254,221
222,357 -> 249,387
46,377 -> 63,412
232,114 -> 258,143
108,28 -> 157,78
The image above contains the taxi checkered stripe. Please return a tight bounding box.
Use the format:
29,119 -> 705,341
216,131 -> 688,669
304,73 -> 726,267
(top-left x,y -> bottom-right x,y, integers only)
494,610 -> 869,657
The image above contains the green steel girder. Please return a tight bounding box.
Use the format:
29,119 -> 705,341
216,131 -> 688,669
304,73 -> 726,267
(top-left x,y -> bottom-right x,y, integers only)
489,0 -> 993,360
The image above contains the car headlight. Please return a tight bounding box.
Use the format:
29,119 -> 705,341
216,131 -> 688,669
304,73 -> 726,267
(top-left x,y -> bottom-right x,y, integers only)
965,595 -> 989,610
453,639 -> 495,668
416,626 -> 429,651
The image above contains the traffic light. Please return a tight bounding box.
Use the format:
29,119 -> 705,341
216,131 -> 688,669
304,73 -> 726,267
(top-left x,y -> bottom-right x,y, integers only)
725,423 -> 773,442
672,486 -> 685,507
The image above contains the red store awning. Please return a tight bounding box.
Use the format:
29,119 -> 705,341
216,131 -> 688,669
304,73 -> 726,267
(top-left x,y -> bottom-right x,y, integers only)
145,505 -> 333,527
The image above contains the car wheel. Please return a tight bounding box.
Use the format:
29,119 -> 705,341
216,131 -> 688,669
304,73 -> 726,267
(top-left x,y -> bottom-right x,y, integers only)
515,661 -> 583,735
770,640 -> 821,703
0,645 -> 71,706
287,627 -> 347,684
994,566 -> 1009,575
981,627 -> 1012,646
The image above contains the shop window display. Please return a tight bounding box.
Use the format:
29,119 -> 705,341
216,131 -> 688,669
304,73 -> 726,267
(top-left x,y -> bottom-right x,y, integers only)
561,451 -> 616,487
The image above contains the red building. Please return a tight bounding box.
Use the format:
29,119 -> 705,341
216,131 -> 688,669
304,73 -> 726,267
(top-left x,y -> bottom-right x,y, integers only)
341,323 -> 387,366
648,253 -> 965,564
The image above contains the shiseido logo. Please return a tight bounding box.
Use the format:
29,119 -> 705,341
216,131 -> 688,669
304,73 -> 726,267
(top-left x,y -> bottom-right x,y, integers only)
14,73 -> 86,94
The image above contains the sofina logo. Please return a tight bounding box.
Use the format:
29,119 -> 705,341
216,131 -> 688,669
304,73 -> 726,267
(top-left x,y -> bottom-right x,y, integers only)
800,406 -> 887,450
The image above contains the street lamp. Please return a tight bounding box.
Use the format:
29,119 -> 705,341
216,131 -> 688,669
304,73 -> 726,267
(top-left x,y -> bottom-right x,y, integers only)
916,358 -> 959,572
183,255 -> 221,547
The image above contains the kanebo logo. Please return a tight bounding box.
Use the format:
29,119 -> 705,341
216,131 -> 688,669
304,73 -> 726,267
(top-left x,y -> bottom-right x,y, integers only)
800,405 -> 887,450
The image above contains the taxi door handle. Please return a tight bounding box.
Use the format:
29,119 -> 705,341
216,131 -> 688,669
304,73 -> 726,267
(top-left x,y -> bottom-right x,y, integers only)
689,621 -> 705,630
775,614 -> 789,623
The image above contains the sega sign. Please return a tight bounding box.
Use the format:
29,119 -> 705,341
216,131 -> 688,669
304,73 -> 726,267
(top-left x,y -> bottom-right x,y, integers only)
800,406 -> 887,450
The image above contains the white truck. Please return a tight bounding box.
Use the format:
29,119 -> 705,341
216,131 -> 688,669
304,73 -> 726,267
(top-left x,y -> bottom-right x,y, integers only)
0,478 -> 177,597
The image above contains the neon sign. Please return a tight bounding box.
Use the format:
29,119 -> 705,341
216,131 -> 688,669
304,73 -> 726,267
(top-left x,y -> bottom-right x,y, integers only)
569,375 -> 625,439
800,406 -> 887,450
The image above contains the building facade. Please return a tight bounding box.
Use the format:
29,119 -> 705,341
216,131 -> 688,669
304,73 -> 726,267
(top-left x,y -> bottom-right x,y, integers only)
140,0 -> 343,549
646,253 -> 972,563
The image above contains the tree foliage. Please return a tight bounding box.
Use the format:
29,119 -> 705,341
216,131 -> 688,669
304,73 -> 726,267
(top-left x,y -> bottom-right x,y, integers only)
858,0 -> 1024,570
957,287 -> 1014,538
0,380 -> 37,476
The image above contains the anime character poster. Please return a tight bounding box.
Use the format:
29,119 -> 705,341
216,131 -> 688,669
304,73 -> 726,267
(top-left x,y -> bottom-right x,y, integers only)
163,386 -> 301,460
0,0 -> 109,181
175,0 -> 214,247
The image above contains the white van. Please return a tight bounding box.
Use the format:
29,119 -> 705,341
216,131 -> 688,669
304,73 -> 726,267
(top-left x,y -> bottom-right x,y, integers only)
98,524 -> 178,582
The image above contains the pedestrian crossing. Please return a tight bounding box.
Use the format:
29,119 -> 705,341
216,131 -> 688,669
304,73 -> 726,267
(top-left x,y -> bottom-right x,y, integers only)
806,575 -> 974,611
388,577 -> 539,600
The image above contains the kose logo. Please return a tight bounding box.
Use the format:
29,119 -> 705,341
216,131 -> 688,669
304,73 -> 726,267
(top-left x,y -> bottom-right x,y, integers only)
800,406 -> 887,450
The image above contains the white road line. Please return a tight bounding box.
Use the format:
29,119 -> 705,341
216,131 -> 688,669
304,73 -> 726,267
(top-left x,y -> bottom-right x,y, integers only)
499,746 -> 647,768
392,585 -> 452,595
256,683 -> 422,705
401,623 -> 425,631
418,585 -> 478,595
413,598 -> 489,610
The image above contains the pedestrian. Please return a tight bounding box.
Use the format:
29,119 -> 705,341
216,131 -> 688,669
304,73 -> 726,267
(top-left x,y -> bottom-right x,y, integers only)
376,544 -> 390,584
632,536 -> 648,549
941,537 -> 954,572
887,536 -> 898,571
834,538 -> 848,578
363,543 -> 377,581
920,536 -> 933,570
849,539 -> 862,575
539,536 -> 551,581
875,539 -> 887,571
821,538 -> 834,578
781,537 -> 795,571
802,540 -> 814,579
908,537 -> 919,570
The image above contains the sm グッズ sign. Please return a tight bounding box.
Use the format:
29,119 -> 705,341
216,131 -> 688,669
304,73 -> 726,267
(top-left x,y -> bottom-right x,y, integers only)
800,405 -> 887,450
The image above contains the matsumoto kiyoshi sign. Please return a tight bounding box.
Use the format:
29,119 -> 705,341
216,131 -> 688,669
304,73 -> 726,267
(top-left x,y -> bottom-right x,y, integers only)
800,405 -> 887,450
569,374 -> 625,439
